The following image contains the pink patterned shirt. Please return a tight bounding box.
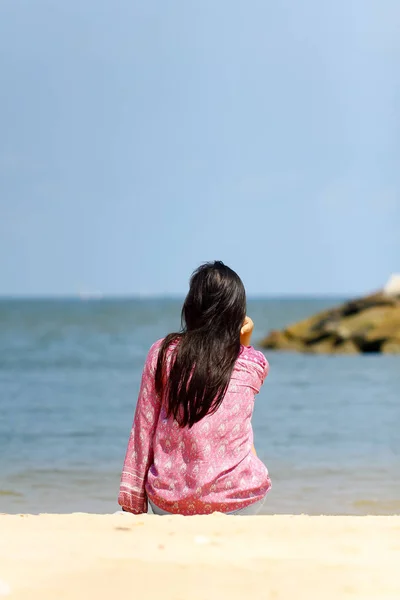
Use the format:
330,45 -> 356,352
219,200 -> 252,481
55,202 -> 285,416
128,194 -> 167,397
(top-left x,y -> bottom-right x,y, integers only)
118,339 -> 271,515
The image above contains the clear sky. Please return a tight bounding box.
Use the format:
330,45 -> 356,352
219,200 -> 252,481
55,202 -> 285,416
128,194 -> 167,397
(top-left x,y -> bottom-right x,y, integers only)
0,1 -> 399,296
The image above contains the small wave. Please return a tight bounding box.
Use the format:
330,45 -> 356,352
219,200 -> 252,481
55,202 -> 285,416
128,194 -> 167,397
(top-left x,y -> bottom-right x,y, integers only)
353,499 -> 400,512
0,490 -> 23,497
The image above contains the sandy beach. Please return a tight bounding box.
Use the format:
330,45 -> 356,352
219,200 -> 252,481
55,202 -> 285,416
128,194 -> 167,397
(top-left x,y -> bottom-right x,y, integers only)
0,514 -> 399,599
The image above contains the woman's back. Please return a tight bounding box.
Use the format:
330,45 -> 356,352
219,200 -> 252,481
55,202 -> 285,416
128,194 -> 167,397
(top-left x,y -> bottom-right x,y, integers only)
119,339 -> 271,515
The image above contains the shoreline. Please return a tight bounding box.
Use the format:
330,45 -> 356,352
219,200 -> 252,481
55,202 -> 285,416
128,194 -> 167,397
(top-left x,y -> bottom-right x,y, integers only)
1,514 -> 399,599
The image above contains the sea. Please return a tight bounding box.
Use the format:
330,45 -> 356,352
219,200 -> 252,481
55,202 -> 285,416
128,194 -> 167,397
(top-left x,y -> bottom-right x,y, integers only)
0,298 -> 399,515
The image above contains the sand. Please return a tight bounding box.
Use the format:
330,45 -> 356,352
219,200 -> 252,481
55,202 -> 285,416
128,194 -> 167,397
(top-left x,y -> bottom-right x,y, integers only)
0,514 -> 399,599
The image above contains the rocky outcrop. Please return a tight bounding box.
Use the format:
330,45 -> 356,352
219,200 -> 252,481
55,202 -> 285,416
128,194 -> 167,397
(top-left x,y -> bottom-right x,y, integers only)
260,278 -> 400,354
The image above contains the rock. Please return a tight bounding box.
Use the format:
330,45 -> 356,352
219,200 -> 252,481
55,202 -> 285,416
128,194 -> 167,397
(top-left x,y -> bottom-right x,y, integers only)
260,329 -> 303,352
259,280 -> 400,355
333,339 -> 359,355
364,313 -> 400,343
283,293 -> 396,344
305,336 -> 337,354
381,338 -> 400,354
305,337 -> 359,355
340,292 -> 396,315
336,306 -> 395,346
284,310 -> 339,342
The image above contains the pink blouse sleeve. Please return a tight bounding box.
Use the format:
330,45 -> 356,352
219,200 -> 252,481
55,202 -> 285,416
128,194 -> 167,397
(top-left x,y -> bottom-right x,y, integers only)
239,345 -> 269,393
118,342 -> 161,514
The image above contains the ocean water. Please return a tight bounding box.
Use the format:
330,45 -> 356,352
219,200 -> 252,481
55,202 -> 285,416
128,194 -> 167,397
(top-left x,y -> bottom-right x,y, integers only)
0,298 -> 399,515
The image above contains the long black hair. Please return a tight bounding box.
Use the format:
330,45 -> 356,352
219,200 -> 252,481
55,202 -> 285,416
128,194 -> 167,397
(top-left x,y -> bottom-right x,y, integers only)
155,261 -> 246,428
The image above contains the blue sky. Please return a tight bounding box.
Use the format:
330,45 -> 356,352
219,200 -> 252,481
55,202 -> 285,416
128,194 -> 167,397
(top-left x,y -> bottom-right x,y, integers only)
0,1 -> 399,296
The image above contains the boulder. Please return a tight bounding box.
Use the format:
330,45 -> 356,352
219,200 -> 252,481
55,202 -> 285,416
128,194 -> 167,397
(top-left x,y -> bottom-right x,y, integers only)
305,337 -> 359,355
304,336 -> 337,354
260,281 -> 400,355
333,339 -> 359,355
381,337 -> 400,354
339,292 -> 396,316
335,306 -> 395,349
259,329 -> 304,352
364,313 -> 400,343
282,293 -> 396,344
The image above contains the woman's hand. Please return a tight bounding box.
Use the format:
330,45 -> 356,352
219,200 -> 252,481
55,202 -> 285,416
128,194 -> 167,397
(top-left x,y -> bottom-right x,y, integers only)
240,316 -> 254,347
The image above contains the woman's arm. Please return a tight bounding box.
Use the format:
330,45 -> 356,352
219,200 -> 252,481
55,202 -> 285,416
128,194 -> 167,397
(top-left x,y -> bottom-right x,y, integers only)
240,316 -> 254,347
118,344 -> 161,514
241,318 -> 266,459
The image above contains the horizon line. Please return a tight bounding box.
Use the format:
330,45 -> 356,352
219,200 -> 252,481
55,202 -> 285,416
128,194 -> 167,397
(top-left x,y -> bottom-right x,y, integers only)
0,292 -> 354,301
